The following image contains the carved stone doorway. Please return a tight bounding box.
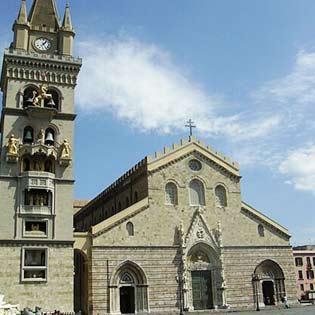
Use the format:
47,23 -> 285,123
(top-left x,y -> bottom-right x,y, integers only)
120,286 -> 135,314
191,270 -> 213,310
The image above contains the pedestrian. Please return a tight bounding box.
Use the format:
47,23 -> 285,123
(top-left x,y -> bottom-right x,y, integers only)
283,295 -> 290,308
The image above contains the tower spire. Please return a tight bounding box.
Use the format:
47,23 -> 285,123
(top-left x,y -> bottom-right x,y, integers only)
28,0 -> 60,30
62,1 -> 74,32
16,0 -> 28,25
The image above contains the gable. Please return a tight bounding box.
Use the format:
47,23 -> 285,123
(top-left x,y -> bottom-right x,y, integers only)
241,201 -> 290,239
147,137 -> 240,178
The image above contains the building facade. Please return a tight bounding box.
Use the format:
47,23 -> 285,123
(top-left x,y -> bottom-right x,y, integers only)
0,0 -> 81,311
74,138 -> 297,315
293,245 -> 315,300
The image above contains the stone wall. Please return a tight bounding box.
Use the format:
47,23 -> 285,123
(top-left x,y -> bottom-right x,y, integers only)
223,246 -> 297,309
89,246 -> 181,315
0,244 -> 74,312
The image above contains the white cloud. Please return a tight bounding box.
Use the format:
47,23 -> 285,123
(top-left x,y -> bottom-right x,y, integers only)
76,37 -> 278,139
279,145 -> 315,193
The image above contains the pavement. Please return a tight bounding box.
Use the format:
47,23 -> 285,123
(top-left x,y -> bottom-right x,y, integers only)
215,304 -> 315,315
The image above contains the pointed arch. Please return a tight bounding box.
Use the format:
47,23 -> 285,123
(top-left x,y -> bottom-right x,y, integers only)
215,184 -> 227,207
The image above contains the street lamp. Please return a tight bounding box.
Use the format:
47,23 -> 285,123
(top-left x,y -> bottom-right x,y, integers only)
252,274 -> 260,311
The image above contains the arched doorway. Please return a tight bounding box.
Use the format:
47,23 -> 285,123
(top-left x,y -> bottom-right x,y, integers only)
110,261 -> 148,314
254,260 -> 285,307
185,243 -> 223,310
74,249 -> 88,315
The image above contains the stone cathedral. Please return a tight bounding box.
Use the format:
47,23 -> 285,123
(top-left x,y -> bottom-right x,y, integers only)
0,1 -> 297,315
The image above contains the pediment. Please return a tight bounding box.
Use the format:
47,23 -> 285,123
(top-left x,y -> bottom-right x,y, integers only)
147,137 -> 240,178
184,208 -> 221,253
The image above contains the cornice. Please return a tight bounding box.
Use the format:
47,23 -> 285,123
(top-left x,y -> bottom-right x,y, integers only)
2,107 -> 77,121
0,239 -> 74,247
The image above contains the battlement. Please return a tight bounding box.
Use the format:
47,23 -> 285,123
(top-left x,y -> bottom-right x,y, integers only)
146,136 -> 240,171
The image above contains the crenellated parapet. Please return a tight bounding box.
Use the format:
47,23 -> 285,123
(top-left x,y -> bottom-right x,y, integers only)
147,136 -> 240,177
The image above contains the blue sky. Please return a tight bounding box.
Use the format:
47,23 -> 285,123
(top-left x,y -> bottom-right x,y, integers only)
1,0 -> 315,245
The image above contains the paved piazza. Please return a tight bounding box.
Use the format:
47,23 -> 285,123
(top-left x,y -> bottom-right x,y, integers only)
218,305 -> 315,315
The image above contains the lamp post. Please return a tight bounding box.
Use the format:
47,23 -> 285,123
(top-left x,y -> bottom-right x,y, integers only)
252,274 -> 260,311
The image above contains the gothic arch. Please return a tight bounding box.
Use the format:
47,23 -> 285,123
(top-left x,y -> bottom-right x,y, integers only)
184,243 -> 225,310
110,261 -> 149,314
253,259 -> 286,306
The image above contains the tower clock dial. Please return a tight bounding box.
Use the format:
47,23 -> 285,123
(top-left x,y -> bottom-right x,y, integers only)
34,38 -> 52,51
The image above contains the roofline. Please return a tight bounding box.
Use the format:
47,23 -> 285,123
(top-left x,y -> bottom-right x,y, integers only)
74,157 -> 147,218
241,201 -> 290,237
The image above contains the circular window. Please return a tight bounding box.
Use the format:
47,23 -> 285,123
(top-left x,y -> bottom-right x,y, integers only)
189,159 -> 202,171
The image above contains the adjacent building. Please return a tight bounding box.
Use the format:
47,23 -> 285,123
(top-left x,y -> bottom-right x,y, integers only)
293,245 -> 315,300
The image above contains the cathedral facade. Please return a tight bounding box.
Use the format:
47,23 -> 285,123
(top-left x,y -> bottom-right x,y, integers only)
73,138 -> 297,314
0,1 -> 297,315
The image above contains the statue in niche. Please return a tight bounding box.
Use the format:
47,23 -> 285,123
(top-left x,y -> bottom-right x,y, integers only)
32,84 -> 52,106
37,129 -> 45,145
7,134 -> 19,155
60,139 -> 72,159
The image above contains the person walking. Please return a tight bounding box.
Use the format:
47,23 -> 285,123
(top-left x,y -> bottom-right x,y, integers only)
283,295 -> 290,308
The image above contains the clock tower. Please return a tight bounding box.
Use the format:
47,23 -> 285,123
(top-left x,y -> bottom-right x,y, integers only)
0,0 -> 81,311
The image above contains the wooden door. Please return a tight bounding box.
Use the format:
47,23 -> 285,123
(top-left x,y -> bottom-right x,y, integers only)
191,270 -> 213,310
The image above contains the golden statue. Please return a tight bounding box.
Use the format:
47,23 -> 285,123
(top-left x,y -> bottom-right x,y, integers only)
7,134 -> 19,155
60,139 -> 72,159
37,129 -> 45,144
33,84 -> 52,106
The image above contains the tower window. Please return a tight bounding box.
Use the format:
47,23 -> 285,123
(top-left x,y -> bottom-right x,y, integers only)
126,222 -> 134,236
23,87 -> 37,108
126,197 -> 130,208
215,185 -> 227,207
165,182 -> 178,205
23,126 -> 34,144
189,179 -> 205,206
22,248 -> 47,282
24,220 -> 47,236
44,89 -> 59,110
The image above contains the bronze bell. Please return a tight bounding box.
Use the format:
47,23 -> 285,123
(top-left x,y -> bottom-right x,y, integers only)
46,97 -> 56,108
24,96 -> 34,107
24,130 -> 33,144
45,131 -> 54,146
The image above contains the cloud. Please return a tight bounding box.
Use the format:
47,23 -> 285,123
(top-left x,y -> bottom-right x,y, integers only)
279,145 -> 315,193
76,37 -> 278,139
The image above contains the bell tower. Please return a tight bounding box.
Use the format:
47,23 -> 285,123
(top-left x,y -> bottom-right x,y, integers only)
0,0 -> 81,311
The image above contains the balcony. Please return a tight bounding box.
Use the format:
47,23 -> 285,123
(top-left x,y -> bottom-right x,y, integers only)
21,171 -> 55,191
21,205 -> 52,215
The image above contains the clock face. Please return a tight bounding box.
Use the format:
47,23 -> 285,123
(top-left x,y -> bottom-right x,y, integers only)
34,38 -> 52,51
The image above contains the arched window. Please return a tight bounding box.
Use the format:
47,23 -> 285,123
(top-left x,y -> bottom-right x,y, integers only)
45,128 -> 55,146
23,126 -> 34,144
23,86 -> 37,108
44,88 -> 60,110
126,222 -> 134,236
258,224 -> 265,237
215,185 -> 227,207
189,179 -> 205,206
165,182 -> 178,205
